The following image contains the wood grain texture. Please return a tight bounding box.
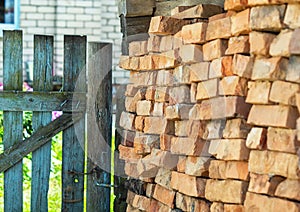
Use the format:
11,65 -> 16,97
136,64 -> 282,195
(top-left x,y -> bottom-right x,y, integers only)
62,35 -> 87,211
3,30 -> 23,212
86,42 -> 112,212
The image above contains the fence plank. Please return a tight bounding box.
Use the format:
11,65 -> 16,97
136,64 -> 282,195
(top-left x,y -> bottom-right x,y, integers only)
0,113 -> 82,173
62,35 -> 87,211
3,30 -> 23,211
0,91 -> 86,112
86,42 -> 112,211
31,35 -> 53,211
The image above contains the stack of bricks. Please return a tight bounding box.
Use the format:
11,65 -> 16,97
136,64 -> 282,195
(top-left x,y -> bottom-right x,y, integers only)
118,1 -> 300,211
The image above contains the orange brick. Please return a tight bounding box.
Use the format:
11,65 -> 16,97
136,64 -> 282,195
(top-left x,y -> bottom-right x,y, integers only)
159,134 -> 173,151
196,79 -> 219,100
179,44 -> 203,64
154,86 -> 169,102
284,3 -> 300,29
275,179 -> 300,202
153,184 -> 175,208
150,149 -> 179,170
134,134 -> 160,155
185,156 -> 211,177
149,16 -> 188,35
152,102 -> 165,117
181,22 -> 207,44
159,35 -> 174,52
144,117 -> 174,134
190,83 -> 197,103
206,17 -> 232,41
210,202 -> 224,212
232,54 -> 253,79
187,120 -> 207,138
246,81 -> 271,104
165,104 -> 192,120
205,179 -> 248,204
248,173 -> 284,196
269,80 -> 300,106
155,168 -> 172,189
246,127 -> 267,150
145,86 -> 156,101
147,34 -> 161,53
129,40 -> 148,57
120,111 -> 135,130
175,120 -> 189,137
171,4 -> 223,19
119,55 -> 130,70
225,35 -> 250,55
223,118 -> 251,139
231,9 -> 250,36
188,62 -> 210,82
249,31 -> 276,56
247,105 -> 299,128
139,55 -> 153,70
119,145 -> 142,162
176,192 -> 210,212
134,116 -> 144,132
209,56 -> 233,79
151,54 -> 179,70
208,139 -> 250,161
136,100 -> 153,116
203,39 -> 228,61
219,76 -> 248,96
224,204 -> 245,212
125,84 -> 139,97
132,194 -> 151,211
224,0 -> 248,11
269,29 -> 293,57
171,136 -> 208,156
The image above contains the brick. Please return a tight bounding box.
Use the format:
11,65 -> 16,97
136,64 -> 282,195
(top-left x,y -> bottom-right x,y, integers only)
125,84 -> 139,97
224,204 -> 245,212
120,111 -> 135,130
146,183 -> 155,198
145,86 -> 156,101
190,83 -> 197,103
208,13 -> 227,22
246,81 -> 271,104
147,34 -> 161,53
155,168 -> 172,189
209,56 -> 233,78
205,119 -> 226,140
121,130 -> 135,147
247,105 -> 299,128
199,96 -> 251,120
189,104 -> 201,120
287,56 -> 300,83
224,0 -> 248,11
206,17 -> 232,41
152,102 -> 165,117
209,160 -> 249,181
136,100 -> 153,116
196,79 -> 219,100
275,179 -> 300,201
171,171 -> 206,197
248,173 -> 285,196
211,202 -> 224,212
231,9 -> 250,36
177,156 -> 186,173
119,55 -> 131,70
181,22 -> 207,44
154,87 -> 169,102
223,118 -> 251,139
188,62 -> 210,82
249,31 -> 276,56
173,66 -> 190,85
249,150 -> 300,179
169,85 -> 190,104
203,39 -> 228,61
205,179 -> 248,204
144,117 -> 174,134
171,136 -> 208,156
175,120 -> 189,137
208,139 -> 250,161
232,54 -> 253,79
171,6 -> 194,16
125,97 -> 137,113
244,192 -> 300,212
250,5 -> 286,32
185,156 -> 211,177
165,104 -> 192,120
269,80 -> 300,106
153,184 -> 176,208
134,134 -> 160,155
134,116 -> 144,132
251,57 -> 288,81
171,4 -> 223,19
119,145 -> 142,162
132,195 -> 151,211
150,149 -> 179,170
284,4 -> 300,29
129,40 -> 148,57
179,44 -> 203,64
126,190 -> 136,205
187,120 -> 206,138
136,155 -> 160,178
176,192 -> 210,212
173,30 -> 184,49
290,28 -> 300,54
219,76 -> 248,96
150,199 -> 172,211
151,54 -> 179,70
156,70 -> 173,86
269,29 -> 293,57
148,16 -> 188,35
130,71 -> 157,86
267,127 -> 299,153
159,35 -> 174,52
159,134 -> 173,151
246,127 -> 267,150
225,35 -> 250,55
139,55 -> 152,70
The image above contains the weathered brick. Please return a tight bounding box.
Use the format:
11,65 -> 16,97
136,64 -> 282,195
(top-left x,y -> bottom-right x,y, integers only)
145,86 -> 156,101
134,134 -> 160,155
249,150 -> 300,179
196,79 -> 219,100
205,179 -> 248,204
155,168 -> 172,189
171,4 -> 223,19
156,70 -> 173,86
225,35 -> 250,55
154,87 -> 169,102
269,29 -> 293,57
147,34 -> 161,53
250,5 -> 286,32
203,39 -> 228,61
247,105 -> 299,128
159,35 -> 174,52
209,56 -> 233,78
223,118 -> 251,139
146,183 -> 155,198
119,145 -> 142,162
181,22 -> 207,44
165,104 -> 192,120
248,173 -> 284,196
137,156 -> 159,178
129,40 -> 148,57
246,81 -> 271,104
275,179 -> 300,201
189,62 -> 210,82
284,3 -> 300,29
134,116 -> 144,132
231,8 -> 250,36
121,130 -> 135,147
290,28 -> 300,54
190,83 -> 197,103
119,55 -> 130,70
232,54 -> 254,79
152,102 -> 165,117
208,139 -> 250,161
159,134 -> 173,151
173,66 -> 190,85
176,192 -> 210,212
153,184 -> 176,208
185,156 -> 211,177
246,127 -> 267,150
132,194 -> 151,211
287,56 -> 300,83
169,85 -> 191,104
210,202 -> 224,212
171,136 -> 208,156
219,76 -> 248,96
125,84 -> 139,97
148,16 -> 188,35
174,120 -> 189,137
270,80 -> 300,106
150,149 -> 179,171
144,117 -> 174,135
187,120 -> 207,139
120,111 -> 135,130
124,162 -> 139,179
179,44 -> 203,64
224,0 -> 248,11
249,31 -> 276,56
206,17 -> 232,41
151,54 -> 179,70
136,100 -> 153,116
251,57 -> 288,81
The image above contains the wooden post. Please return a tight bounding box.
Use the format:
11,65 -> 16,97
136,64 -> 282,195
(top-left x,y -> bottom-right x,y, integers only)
31,35 -> 53,211
62,35 -> 87,211
86,42 -> 112,211
114,84 -> 128,212
3,30 -> 23,211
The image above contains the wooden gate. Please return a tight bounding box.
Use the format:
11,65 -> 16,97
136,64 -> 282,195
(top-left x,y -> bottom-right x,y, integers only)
0,30 -> 114,211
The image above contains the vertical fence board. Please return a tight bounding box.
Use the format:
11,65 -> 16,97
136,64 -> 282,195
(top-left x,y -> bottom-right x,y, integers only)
3,30 -> 23,211
114,84 -> 127,212
86,42 -> 112,211
62,35 -> 86,211
31,35 -> 53,211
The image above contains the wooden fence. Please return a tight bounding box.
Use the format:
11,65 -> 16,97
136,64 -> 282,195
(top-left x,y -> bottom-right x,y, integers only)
0,30 -> 121,211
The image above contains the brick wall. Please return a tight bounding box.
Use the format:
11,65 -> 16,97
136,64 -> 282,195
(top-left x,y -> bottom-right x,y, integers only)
0,0 -> 127,84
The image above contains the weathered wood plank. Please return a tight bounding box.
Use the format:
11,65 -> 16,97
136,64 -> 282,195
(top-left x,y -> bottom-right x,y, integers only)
0,113 -> 83,173
3,30 -> 23,212
86,42 -> 112,212
118,0 -> 155,17
62,35 -> 86,211
0,91 -> 86,112
31,35 -> 53,212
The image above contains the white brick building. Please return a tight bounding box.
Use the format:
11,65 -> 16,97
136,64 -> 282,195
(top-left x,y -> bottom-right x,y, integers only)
0,0 -> 128,84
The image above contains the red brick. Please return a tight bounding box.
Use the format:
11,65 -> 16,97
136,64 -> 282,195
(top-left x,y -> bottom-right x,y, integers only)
232,54 -> 254,79
231,9 -> 250,36
224,204 -> 245,212
144,117 -> 174,134
208,139 -> 250,161
134,134 -> 160,155
181,22 -> 207,44
219,76 -> 248,96
275,179 -> 300,201
134,116 -> 144,132
149,16 -> 189,35
206,17 -> 232,41
205,179 -> 248,204
124,162 -> 139,179
284,4 -> 300,29
246,81 -> 271,104
224,0 -> 248,11
153,184 -> 175,208
249,31 -> 276,56
209,56 -> 233,78
223,118 -> 251,139
203,39 -> 228,61
185,156 -> 211,177
179,44 -> 203,64
188,62 -> 210,82
225,35 -> 250,55
196,79 -> 219,100
132,194 -> 151,211
119,145 -> 142,162
246,127 -> 267,150
151,54 -> 179,70
171,136 -> 208,156
248,173 -> 284,196
269,80 -> 300,106
247,105 -> 299,128
176,192 -> 210,212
